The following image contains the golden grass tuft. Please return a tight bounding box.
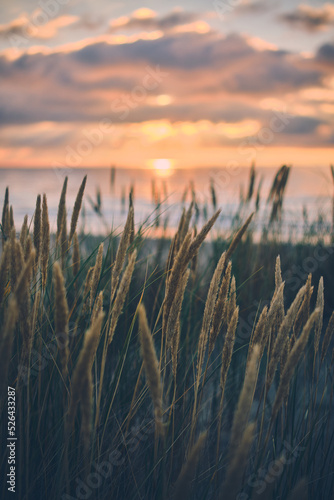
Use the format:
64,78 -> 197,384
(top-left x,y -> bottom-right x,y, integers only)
72,232 -> 80,278
267,284 -> 306,389
56,176 -> 68,243
314,276 -> 324,354
271,308 -> 320,423
90,243 -> 104,309
166,268 -> 189,379
41,194 -> 50,290
196,251 -> 227,383
110,205 -> 134,301
108,249 -> 137,345
208,259 -> 232,357
68,310 -> 104,431
0,240 -> 10,305
138,303 -> 164,436
220,305 -> 239,401
53,261 -> 69,381
33,194 -> 41,265
68,175 -> 87,246
229,344 -> 260,454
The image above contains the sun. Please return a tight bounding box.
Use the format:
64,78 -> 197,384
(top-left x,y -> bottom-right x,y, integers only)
150,158 -> 173,176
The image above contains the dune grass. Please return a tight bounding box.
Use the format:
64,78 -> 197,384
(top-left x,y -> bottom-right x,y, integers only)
0,173 -> 334,500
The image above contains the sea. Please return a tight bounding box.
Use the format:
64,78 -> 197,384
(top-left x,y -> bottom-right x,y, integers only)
0,166 -> 332,241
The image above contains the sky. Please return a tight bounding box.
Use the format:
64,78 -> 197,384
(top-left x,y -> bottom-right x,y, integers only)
0,0 -> 334,170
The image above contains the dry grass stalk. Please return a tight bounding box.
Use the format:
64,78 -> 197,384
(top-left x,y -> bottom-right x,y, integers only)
162,233 -> 192,337
178,201 -> 193,250
168,269 -> 190,380
229,344 -> 260,454
72,232 -> 80,278
265,281 -> 285,357
165,233 -> 178,276
220,306 -> 239,400
166,204 -> 192,274
186,209 -> 221,261
83,266 -> 94,299
31,290 -> 41,339
280,336 -> 291,380
222,422 -> 255,500
68,175 -> 87,246
15,250 -> 36,361
267,284 -> 306,389
0,297 -> 19,398
14,238 -> 25,286
314,277 -> 324,354
11,235 -> 26,305
108,250 -> 137,345
226,275 -> 236,325
321,311 -> 334,362
1,186 -> 9,242
33,194 -> 41,265
216,306 -> 240,460
267,282 -> 285,329
247,305 -> 268,366
92,291 -> 103,325
9,206 -> 14,229
270,257 -> 285,333
10,229 -> 19,289
3,206 -> 10,240
56,176 -> 68,242
208,260 -> 232,357
166,268 -> 189,349
275,255 -> 282,290
68,310 -> 104,430
129,207 -> 135,249
82,266 -> 94,314
196,251 -> 227,383
41,194 -> 50,290
20,215 -> 28,252
225,212 -> 254,262
24,236 -> 33,262
138,304 -> 164,436
174,432 -> 206,500
171,210 -> 184,261
53,261 -> 69,381
111,206 -> 134,301
271,309 -> 320,423
60,211 -> 67,269
0,240 -> 10,305
90,243 -> 104,309
14,248 -> 35,295
294,274 -> 312,337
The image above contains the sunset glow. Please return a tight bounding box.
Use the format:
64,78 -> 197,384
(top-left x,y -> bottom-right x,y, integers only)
0,2 -> 333,169
150,158 -> 173,176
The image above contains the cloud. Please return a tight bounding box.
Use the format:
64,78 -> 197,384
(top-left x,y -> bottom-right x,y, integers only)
109,9 -> 209,34
0,12 -> 78,42
0,21 -> 333,154
234,0 -> 272,14
279,3 -> 334,32
316,41 -> 334,63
